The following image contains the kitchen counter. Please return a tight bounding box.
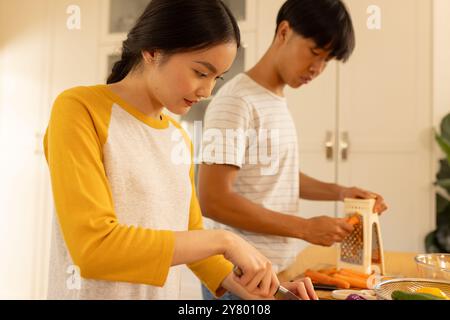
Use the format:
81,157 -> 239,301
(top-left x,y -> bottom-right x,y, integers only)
278,245 -> 419,300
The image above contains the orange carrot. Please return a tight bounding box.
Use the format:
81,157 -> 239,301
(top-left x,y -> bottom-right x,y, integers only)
338,268 -> 370,280
346,214 -> 360,226
305,269 -> 351,289
333,273 -> 368,289
318,267 -> 337,276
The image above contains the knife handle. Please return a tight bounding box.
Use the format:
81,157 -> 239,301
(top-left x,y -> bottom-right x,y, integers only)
232,266 -> 299,300
233,266 -> 243,277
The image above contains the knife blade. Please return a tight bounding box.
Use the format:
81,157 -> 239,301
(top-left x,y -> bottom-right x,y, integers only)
233,266 -> 300,300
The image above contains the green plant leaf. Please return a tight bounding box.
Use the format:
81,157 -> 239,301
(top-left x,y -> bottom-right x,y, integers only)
437,179 -> 450,189
437,159 -> 450,180
425,231 -> 444,253
437,204 -> 450,228
441,113 -> 450,141
437,193 -> 450,215
435,133 -> 450,164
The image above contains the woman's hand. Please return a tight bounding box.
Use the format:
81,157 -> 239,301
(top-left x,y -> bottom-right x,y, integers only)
221,273 -> 319,300
280,277 -> 319,300
222,231 -> 279,298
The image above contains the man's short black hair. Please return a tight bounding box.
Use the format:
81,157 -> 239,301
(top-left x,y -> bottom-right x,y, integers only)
276,0 -> 355,62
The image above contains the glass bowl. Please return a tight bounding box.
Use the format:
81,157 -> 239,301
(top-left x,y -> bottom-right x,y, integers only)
415,254 -> 450,281
374,278 -> 450,300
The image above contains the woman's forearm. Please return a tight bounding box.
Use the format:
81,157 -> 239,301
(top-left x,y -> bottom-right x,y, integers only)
171,230 -> 233,266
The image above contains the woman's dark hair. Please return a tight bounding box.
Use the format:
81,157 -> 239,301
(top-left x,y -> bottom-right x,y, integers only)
276,0 -> 355,62
107,0 -> 241,84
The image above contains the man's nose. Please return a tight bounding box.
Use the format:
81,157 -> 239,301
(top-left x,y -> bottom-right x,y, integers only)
310,59 -> 327,77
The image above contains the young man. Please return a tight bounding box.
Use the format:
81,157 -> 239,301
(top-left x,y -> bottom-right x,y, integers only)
198,0 -> 388,300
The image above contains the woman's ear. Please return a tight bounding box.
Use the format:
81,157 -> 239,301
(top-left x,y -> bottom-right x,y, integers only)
143,50 -> 164,66
142,51 -> 154,64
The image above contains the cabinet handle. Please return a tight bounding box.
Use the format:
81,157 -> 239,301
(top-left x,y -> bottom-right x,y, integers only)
325,131 -> 334,161
341,131 -> 349,161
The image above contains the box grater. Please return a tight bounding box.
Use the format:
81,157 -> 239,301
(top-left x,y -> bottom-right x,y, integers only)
337,198 -> 385,276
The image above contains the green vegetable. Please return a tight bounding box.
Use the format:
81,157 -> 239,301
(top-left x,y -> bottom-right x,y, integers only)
391,290 -> 446,300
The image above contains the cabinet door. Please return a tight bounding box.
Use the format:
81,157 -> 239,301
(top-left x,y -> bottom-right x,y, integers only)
98,44 -> 122,83
338,0 -> 433,252
100,0 -> 256,44
222,0 -> 257,32
286,62 -> 339,253
100,0 -> 150,44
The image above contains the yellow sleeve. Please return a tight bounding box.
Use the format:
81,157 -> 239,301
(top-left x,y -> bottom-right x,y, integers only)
44,89 -> 175,286
178,132 -> 233,297
186,181 -> 233,297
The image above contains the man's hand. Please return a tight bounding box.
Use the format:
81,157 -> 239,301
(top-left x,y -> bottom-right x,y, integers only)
301,216 -> 354,246
339,187 -> 388,214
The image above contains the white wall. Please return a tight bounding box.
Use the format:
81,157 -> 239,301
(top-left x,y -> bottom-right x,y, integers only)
0,0 -> 102,299
433,0 -> 450,216
0,0 -> 53,299
434,0 -> 450,126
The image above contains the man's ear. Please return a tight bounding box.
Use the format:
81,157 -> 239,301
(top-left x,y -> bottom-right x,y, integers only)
276,21 -> 291,43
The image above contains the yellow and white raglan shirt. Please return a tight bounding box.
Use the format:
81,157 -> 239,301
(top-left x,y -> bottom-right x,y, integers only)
44,85 -> 233,300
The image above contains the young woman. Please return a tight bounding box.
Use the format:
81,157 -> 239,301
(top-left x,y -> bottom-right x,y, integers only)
44,0 -> 317,300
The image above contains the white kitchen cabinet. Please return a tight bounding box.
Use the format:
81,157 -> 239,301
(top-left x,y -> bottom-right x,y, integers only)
281,0 -> 434,253
100,0 -> 149,44
222,0 -> 257,32
338,0 -> 433,253
98,0 -> 257,82
98,44 -> 122,83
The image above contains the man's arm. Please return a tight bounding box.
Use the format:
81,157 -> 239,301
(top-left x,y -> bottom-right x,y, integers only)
199,164 -> 306,239
198,164 -> 354,246
299,172 -> 342,201
299,172 -> 389,214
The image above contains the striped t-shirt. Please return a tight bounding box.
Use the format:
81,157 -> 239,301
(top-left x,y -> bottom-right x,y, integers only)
202,73 -> 301,272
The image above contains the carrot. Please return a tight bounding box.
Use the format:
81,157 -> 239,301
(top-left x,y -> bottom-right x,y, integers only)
318,267 -> 337,276
338,268 -> 370,280
305,269 -> 351,289
346,214 -> 360,226
333,273 -> 368,289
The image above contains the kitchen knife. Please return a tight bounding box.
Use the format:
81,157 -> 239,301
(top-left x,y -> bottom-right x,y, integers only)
312,284 -> 339,291
233,266 -> 300,300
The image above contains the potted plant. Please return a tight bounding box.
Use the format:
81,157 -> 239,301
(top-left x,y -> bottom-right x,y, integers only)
426,113 -> 450,253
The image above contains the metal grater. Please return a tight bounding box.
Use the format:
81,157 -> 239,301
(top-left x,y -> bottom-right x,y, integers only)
337,198 -> 385,275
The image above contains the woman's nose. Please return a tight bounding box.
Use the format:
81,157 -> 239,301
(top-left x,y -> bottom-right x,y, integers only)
196,81 -> 215,99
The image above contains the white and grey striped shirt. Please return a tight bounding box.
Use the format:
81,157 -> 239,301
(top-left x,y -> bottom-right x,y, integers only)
202,73 -> 301,272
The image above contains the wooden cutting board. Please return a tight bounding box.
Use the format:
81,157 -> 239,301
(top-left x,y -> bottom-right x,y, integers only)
277,245 -> 419,300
